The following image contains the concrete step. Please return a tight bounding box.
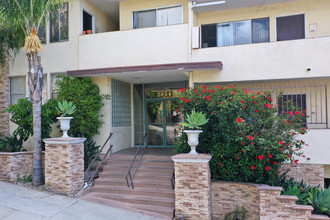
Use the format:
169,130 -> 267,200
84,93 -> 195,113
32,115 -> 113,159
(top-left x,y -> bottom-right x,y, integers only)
99,171 -> 172,181
107,160 -> 174,168
102,166 -> 174,174
81,195 -> 173,219
94,178 -> 173,189
91,185 -> 174,198
90,192 -> 175,208
109,154 -> 173,162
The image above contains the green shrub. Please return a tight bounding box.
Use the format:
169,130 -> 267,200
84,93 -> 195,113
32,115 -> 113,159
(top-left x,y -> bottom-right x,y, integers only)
281,180 -> 311,205
83,138 -> 100,171
17,174 -> 33,183
4,98 -> 59,142
175,85 -> 308,185
55,75 -> 110,139
0,134 -> 24,152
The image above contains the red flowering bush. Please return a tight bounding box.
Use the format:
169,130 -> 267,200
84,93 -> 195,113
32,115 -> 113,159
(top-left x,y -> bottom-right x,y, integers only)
174,85 -> 308,185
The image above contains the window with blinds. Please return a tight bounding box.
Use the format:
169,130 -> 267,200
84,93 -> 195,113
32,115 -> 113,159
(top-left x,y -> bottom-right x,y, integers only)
202,18 -> 269,48
133,5 -> 183,29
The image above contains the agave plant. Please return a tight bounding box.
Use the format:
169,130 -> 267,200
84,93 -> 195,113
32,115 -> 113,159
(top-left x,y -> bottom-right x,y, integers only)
307,187 -> 330,217
57,100 -> 76,117
180,109 -> 209,130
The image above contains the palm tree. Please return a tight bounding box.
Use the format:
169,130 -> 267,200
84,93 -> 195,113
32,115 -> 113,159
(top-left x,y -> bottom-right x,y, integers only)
0,0 -> 67,186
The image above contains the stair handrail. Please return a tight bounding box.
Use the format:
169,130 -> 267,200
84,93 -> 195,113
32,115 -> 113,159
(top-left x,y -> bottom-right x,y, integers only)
125,133 -> 148,189
84,132 -> 113,185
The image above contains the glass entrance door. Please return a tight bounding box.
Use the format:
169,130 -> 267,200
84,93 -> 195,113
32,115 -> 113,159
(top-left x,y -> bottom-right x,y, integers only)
145,99 -> 183,147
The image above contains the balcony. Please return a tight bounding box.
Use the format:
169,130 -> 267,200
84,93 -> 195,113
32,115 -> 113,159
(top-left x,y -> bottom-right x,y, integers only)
191,36 -> 330,82
78,24 -> 189,70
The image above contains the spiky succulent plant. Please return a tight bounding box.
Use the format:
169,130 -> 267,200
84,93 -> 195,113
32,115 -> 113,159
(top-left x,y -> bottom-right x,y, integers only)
180,109 -> 209,130
57,100 -> 76,117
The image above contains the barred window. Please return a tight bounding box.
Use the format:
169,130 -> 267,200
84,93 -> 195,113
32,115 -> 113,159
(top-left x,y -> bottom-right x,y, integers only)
112,79 -> 131,127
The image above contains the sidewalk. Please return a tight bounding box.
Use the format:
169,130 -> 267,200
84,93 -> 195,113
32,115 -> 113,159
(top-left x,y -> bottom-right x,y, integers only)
0,181 -> 161,220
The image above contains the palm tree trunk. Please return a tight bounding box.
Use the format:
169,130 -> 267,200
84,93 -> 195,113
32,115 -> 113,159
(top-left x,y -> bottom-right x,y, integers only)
27,53 -> 44,186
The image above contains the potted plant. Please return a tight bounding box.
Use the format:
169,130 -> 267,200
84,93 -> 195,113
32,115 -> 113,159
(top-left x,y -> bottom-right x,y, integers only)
180,109 -> 209,154
56,100 -> 76,138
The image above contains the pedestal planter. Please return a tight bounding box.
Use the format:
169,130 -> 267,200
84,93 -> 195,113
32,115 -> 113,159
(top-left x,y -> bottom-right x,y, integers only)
184,130 -> 203,154
57,117 -> 73,138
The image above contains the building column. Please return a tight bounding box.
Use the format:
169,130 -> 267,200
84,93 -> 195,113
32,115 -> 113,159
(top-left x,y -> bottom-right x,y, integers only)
43,137 -> 85,195
172,154 -> 212,220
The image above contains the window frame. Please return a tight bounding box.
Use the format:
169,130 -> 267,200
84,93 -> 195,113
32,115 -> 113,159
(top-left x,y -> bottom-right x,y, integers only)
9,76 -> 26,105
132,4 -> 183,29
201,17 -> 270,48
49,2 -> 69,43
275,13 -> 306,41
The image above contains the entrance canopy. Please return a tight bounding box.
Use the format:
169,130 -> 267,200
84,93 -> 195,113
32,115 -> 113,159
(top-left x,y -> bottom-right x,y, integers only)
67,61 -> 223,84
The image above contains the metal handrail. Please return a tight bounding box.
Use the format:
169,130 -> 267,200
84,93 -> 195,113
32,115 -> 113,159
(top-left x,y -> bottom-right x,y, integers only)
125,134 -> 148,189
171,169 -> 175,190
84,133 -> 113,185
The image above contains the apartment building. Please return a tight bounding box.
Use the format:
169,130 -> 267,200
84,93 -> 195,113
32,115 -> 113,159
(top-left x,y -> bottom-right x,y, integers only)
5,0 -> 330,184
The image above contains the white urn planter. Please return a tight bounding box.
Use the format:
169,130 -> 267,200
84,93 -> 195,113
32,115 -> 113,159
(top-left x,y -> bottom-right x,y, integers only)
184,130 -> 203,155
57,117 -> 73,138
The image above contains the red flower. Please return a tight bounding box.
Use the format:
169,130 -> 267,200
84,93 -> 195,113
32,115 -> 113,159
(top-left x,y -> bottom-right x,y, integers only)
256,110 -> 260,113
185,99 -> 189,103
195,90 -> 198,93
240,100 -> 244,104
237,157 -> 240,160
219,163 -> 223,166
266,166 -> 271,171
231,92 -> 235,95
288,111 -> 294,116
237,118 -> 243,123
251,165 -> 256,170
230,85 -> 233,88
248,136 -> 253,140
181,97 -> 185,100
251,142 -> 254,145
255,133 -> 258,136
295,111 -> 300,115
205,95 -> 210,99
245,90 -> 249,94
241,87 -> 245,90
216,85 -> 219,89
268,154 -> 273,158
258,155 -> 264,160
252,96 -> 255,99
176,109 -> 179,112
279,141 -> 283,145
301,113 -> 305,116
280,148 -> 283,151
273,161 -> 278,165
302,155 -> 306,158
221,88 -> 224,90
208,99 -> 212,102
294,160 -> 299,164
243,150 -> 245,153
258,92 -> 261,94
242,142 -> 245,145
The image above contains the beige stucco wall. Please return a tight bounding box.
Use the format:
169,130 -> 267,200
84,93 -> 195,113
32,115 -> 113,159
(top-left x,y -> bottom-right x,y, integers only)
191,36 -> 330,82
196,0 -> 330,41
78,23 -> 190,69
119,0 -> 189,30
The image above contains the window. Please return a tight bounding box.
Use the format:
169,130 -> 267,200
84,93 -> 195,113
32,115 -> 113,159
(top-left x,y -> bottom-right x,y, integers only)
276,14 -> 305,41
50,3 -> 69,42
278,94 -> 307,125
38,19 -> 46,44
112,79 -> 131,127
42,75 -> 48,103
50,73 -> 63,99
202,18 -> 269,48
10,76 -> 26,105
83,10 -> 93,33
133,5 -> 182,29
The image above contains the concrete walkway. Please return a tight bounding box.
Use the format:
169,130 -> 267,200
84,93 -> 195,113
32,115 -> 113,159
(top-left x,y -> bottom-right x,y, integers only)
0,181 -> 161,220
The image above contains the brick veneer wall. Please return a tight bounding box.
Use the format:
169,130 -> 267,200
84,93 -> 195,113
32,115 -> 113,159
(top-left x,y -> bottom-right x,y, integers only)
280,163 -> 324,186
0,151 -> 45,182
44,138 -> 85,196
211,182 -> 259,219
172,154 -> 212,220
212,182 -> 315,220
0,64 -> 9,137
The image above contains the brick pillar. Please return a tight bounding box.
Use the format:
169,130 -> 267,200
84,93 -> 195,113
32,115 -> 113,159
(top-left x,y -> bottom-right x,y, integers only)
172,154 -> 212,220
43,137 -> 85,195
0,64 -> 9,137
